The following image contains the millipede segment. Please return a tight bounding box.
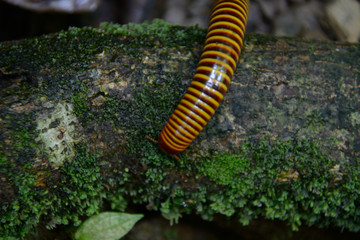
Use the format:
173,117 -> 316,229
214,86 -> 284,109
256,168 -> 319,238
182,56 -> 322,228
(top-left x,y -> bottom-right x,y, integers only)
158,0 -> 249,156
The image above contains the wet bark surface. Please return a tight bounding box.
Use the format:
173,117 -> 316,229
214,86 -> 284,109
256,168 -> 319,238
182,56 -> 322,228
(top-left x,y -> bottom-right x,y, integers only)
0,22 -> 359,238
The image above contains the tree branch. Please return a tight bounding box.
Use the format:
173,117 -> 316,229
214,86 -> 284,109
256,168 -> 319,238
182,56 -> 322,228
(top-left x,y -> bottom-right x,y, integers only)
0,20 -> 359,239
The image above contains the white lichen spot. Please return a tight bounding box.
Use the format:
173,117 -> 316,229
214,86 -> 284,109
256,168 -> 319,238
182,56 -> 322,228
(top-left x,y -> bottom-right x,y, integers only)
36,102 -> 80,167
329,164 -> 343,182
219,106 -> 236,125
277,169 -> 300,182
350,112 -> 360,126
92,95 -> 106,106
96,50 -> 106,58
331,128 -> 351,152
10,102 -> 36,113
215,106 -> 246,147
107,82 -> 116,89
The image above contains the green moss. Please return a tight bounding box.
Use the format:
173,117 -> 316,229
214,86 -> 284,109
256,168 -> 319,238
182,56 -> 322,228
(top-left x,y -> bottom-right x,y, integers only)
202,150 -> 250,187
0,162 -> 40,239
107,194 -> 128,212
0,145 -> 104,239
100,19 -> 173,38
100,19 -> 206,49
72,92 -> 90,117
126,136 -> 359,232
49,145 -> 104,225
1,112 -> 38,166
245,33 -> 278,46
94,72 -> 187,163
197,138 -> 359,231
0,27 -> 101,74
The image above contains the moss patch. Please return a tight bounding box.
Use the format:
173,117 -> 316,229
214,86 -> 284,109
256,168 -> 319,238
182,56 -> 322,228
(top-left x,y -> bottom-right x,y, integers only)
162,137 -> 359,231
0,20 -> 359,239
99,19 -> 206,50
0,145 -> 104,239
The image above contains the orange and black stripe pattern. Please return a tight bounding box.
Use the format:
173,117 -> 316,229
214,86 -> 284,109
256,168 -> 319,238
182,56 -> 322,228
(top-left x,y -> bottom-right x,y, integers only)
158,0 -> 250,156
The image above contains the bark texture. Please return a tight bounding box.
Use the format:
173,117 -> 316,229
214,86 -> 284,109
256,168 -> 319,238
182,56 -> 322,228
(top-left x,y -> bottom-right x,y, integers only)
0,21 -> 359,239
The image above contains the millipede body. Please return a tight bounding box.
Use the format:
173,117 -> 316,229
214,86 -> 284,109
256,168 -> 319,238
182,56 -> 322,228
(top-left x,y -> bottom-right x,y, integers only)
158,0 -> 250,157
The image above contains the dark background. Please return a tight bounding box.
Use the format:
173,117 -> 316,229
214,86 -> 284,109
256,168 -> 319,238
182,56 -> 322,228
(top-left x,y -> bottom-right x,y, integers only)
1,0 -> 359,42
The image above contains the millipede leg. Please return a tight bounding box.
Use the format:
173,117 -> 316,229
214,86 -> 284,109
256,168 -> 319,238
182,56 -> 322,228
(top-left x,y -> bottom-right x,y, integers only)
145,135 -> 158,144
146,135 -> 181,161
172,155 -> 180,162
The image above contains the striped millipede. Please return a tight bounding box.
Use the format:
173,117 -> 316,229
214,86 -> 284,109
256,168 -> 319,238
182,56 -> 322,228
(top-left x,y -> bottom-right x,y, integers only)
148,0 -> 250,160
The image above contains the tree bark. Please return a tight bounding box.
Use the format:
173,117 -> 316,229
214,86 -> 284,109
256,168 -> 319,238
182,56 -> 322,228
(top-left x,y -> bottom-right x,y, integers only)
0,21 -> 359,239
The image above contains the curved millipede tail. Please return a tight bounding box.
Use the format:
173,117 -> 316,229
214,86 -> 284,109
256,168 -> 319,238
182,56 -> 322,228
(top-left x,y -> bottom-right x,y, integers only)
157,0 -> 250,158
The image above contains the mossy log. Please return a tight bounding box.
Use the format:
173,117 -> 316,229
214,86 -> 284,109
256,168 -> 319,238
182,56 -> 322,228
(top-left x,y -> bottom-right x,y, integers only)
0,20 -> 359,239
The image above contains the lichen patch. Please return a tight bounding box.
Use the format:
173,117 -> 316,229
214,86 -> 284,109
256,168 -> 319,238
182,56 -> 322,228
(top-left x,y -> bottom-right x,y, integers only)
36,102 -> 81,167
350,112 -> 360,126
